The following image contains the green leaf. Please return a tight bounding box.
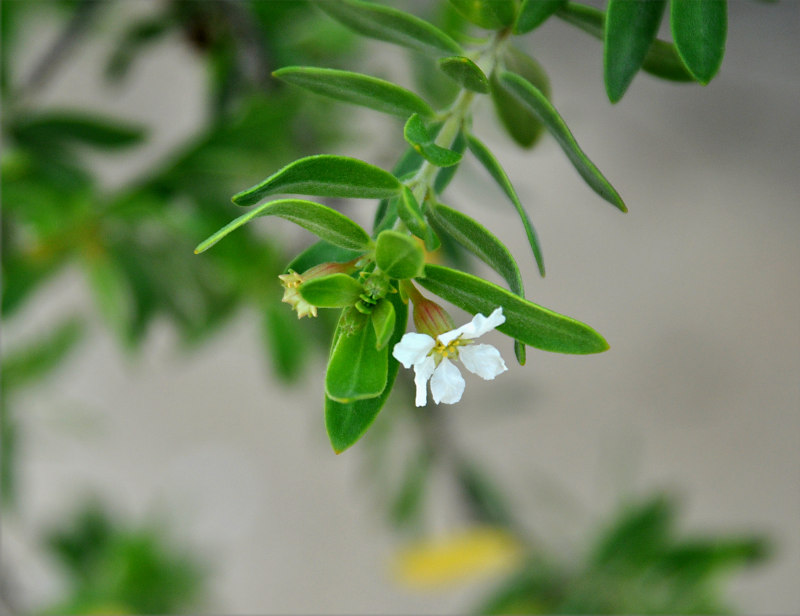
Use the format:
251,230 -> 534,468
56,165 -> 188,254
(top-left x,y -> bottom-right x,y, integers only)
195,199 -> 372,254
605,0 -> 667,102
497,71 -> 627,212
670,0 -> 727,84
263,303 -> 307,382
490,46 -> 550,149
85,255 -> 134,345
398,186 -> 439,250
434,130 -> 467,194
371,298 -> 396,349
299,273 -> 364,307
514,0 -> 565,34
403,114 -> 462,168
1,318 -> 84,391
465,133 -> 545,277
429,202 -> 527,364
438,56 -> 490,93
375,230 -> 425,279
417,264 -> 609,354
315,0 -> 462,56
326,317 -> 388,402
391,451 -> 432,529
232,155 -> 401,207
558,3 -> 694,82
273,66 -> 434,118
12,112 -> 145,150
326,293 -> 408,452
448,0 -> 516,29
285,240 -> 362,275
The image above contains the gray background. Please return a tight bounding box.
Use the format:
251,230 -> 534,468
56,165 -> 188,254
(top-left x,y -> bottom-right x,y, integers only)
4,1 -> 799,613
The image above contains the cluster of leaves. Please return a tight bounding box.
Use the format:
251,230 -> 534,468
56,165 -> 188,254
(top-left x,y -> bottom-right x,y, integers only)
1,0 -> 358,507
39,501 -> 206,614
478,494 -> 768,614
198,0 -> 729,453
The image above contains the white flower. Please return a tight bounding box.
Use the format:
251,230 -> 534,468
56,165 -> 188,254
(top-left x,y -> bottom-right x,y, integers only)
392,307 -> 508,406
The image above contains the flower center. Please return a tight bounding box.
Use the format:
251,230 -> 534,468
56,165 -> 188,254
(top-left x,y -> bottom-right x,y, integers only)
431,336 -> 471,363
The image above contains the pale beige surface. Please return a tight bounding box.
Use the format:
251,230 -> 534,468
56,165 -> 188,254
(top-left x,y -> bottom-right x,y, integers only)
4,1 -> 799,613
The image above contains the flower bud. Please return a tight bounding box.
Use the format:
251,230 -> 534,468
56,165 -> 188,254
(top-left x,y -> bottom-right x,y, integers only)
278,261 -> 358,319
413,296 -> 455,338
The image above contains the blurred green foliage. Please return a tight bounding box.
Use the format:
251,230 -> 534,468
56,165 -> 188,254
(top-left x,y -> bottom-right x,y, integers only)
40,501 -> 206,614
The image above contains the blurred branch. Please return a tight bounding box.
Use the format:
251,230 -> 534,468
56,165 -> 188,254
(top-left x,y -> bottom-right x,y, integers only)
17,0 -> 103,100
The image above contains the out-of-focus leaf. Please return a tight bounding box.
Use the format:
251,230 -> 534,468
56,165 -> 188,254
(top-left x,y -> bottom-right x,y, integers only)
557,2 -> 694,82
465,133 -> 545,277
315,0 -> 463,56
273,66 -> 435,118
514,0 -> 565,33
263,302 -> 308,382
448,0 -> 517,29
85,253 -> 134,345
12,112 -> 146,149
195,199 -> 372,254
391,450 -> 432,530
457,460 -> 516,528
670,0 -> 727,84
498,71 -> 627,212
490,46 -> 550,149
106,16 -> 173,81
232,155 -> 401,206
1,318 -> 84,392
418,265 -> 609,354
438,56 -> 490,93
326,293 -> 407,453
604,0 -> 667,102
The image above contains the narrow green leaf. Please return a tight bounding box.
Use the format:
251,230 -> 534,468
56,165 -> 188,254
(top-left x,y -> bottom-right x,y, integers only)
604,0 -> 667,102
429,202 -> 526,364
376,230 -> 425,279
300,274 -> 364,307
315,0 -> 463,56
448,0 -> 516,29
437,56 -> 490,93
371,298 -> 396,349
514,0 -> 565,34
232,155 -> 401,207
465,133 -> 545,277
490,46 -> 550,149
195,199 -> 372,254
326,294 -> 408,453
497,71 -> 627,212
391,451 -> 432,529
418,264 -> 609,354
404,114 -> 463,168
398,186 -> 438,250
12,112 -> 145,149
558,3 -> 694,82
273,66 -> 434,118
326,321 -> 388,402
670,0 -> 727,84
434,130 -> 467,194
1,318 -> 84,391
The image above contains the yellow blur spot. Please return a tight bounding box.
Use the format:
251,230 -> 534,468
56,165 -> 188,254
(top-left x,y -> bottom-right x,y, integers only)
392,527 -> 523,590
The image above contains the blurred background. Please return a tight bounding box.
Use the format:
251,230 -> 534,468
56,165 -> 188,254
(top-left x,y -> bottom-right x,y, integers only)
2,0 -> 798,613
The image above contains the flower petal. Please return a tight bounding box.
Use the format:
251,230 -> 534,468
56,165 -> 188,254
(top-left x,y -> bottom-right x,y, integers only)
393,333 -> 436,368
438,308 -> 505,345
412,355 -> 436,407
430,358 -> 465,405
459,344 -> 508,380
